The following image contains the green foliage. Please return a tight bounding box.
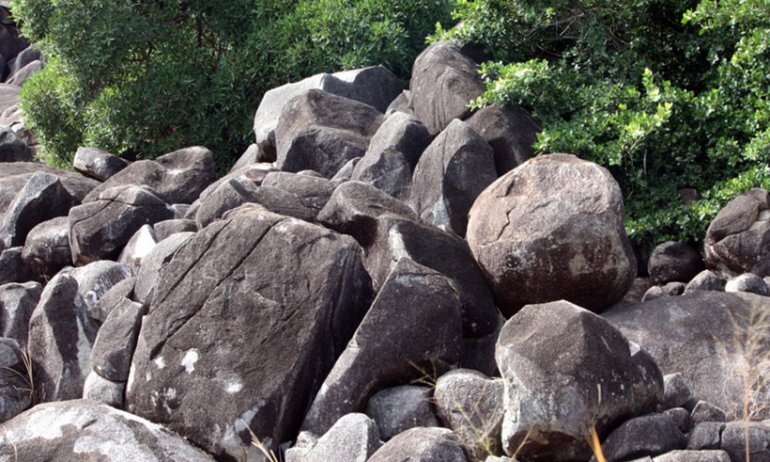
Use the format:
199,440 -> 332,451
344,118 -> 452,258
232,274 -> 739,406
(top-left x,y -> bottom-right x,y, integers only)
441,0 -> 770,245
12,0 -> 453,170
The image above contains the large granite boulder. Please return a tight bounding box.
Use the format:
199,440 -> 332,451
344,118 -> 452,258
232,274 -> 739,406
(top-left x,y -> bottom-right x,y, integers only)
126,205 -> 372,460
21,216 -> 71,278
73,147 -> 130,181
464,105 -> 539,176
648,241 -> 704,285
467,154 -> 636,316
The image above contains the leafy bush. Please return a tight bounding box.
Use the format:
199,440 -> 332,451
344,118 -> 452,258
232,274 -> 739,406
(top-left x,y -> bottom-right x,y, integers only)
437,0 -> 770,245
12,0 -> 453,170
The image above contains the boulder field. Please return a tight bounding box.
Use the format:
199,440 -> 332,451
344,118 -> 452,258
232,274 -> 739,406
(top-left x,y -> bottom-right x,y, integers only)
0,38 -> 769,462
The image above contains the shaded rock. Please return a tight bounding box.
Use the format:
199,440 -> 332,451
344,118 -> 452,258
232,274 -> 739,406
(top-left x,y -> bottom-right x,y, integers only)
725,272 -> 770,295
368,427 -> 467,462
410,41 -> 485,136
153,218 -> 197,241
70,260 -> 134,321
604,292 -> 769,420
496,301 -> 663,461
126,205 -> 372,460
684,270 -> 726,293
229,143 -> 263,171
665,407 -> 692,434
8,45 -> 41,77
82,370 -> 125,407
134,231 -> 193,305
21,216 -> 71,278
354,147 -> 413,199
0,399 -> 216,461
69,185 -> 174,265
721,421 -> 770,462
366,385 -> 439,441
0,25 -> 27,64
600,413 -> 686,461
467,154 -> 636,316
90,297 -> 145,382
410,119 -> 496,237
27,272 -> 98,401
643,282 -> 685,302
91,277 -> 135,323
262,171 -> 335,216
464,105 -> 539,176
304,413 -> 381,462
687,422 -> 724,450
386,90 -> 412,116
6,59 -> 42,86
0,281 -> 41,346
0,126 -> 30,162
622,278 -> 655,304
73,147 -> 130,181
434,369 -> 505,460
653,450 -> 730,462
275,89 -> 384,177
0,246 -> 31,285
648,241 -> 704,285
118,224 -> 158,267
331,157 -> 360,183
301,258 -> 462,436
83,146 -> 217,205
663,373 -> 694,410
690,401 -> 726,426
0,337 -> 31,423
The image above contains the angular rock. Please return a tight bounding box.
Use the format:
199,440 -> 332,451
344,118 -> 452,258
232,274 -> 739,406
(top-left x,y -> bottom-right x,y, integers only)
665,407 -> 692,434
0,337 -> 31,423
134,231 -> 193,305
496,301 -> 663,460
21,216 -> 71,278
262,171 -> 335,216
70,260 -> 134,320
118,224 -> 158,267
464,105 -> 539,176
410,41 -> 485,136
331,157 -> 360,183
82,370 -> 125,408
0,281 -> 41,346
648,241 -> 704,285
126,205 -> 372,459
410,119 -> 497,237
91,277 -> 135,323
304,413 -> 381,462
623,278 -> 655,304
663,373 -> 694,410
690,401 -> 726,426
73,147 -> 130,181
434,369 -> 505,460
653,450 -> 730,462
6,59 -> 42,86
721,421 -> 770,462
153,218 -> 197,241
0,400 -> 216,461
83,146 -> 217,205
275,89 -> 384,177
687,422 -> 724,450
69,185 -> 174,265
8,45 -> 41,77
642,282 -> 685,302
27,272 -> 98,401
0,246 -> 31,285
91,297 -> 145,382
301,258 -> 462,436
366,385 -> 439,441
467,154 -> 637,316
368,427 -> 468,462
0,125 -> 30,162
725,272 -> 770,295
684,270 -> 726,293
386,90 -> 412,116
600,413 -> 686,461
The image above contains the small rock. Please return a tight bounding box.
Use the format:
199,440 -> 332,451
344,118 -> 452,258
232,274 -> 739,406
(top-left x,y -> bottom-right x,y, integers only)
304,413 -> 381,462
21,216 -> 71,278
600,413 -> 686,461
721,421 -> 770,462
366,385 -> 439,441
72,147 -> 130,181
690,401 -> 726,426
82,370 -> 125,408
368,427 -> 468,462
665,408 -> 692,435
684,270 -> 726,293
653,450 -> 730,462
725,273 -> 770,295
663,373 -> 694,409
0,281 -> 41,346
648,242 -> 704,285
687,422 -> 724,450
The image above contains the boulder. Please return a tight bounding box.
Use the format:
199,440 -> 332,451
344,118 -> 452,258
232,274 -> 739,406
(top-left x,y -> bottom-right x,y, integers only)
21,216 -> 71,278
665,408 -> 692,434
0,281 -> 41,346
118,224 -> 158,267
0,83 -> 18,115
153,218 -> 197,241
70,260 -> 134,321
229,143 -> 263,170
386,90 -> 412,116
8,45 -> 41,76
0,337 -> 31,423
69,185 -> 174,265
90,297 -> 145,382
91,277 -> 135,323
704,188 -> 770,276
366,385 -> 440,441
725,272 -> 770,295
684,270 -> 726,293
301,258 -> 462,436
133,231 -> 193,305
603,291 -> 770,420
662,373 -> 694,410
303,413 -> 381,462
599,413 -> 686,461
0,400 -> 216,461
721,421 -> 770,462
261,171 -> 335,217
410,41 -> 485,136
72,147 -> 130,181
496,300 -> 663,460
648,241 -> 704,285
0,126 -> 30,162
464,105 -> 539,176
690,401 -> 726,426
83,146 -> 217,205
687,422 -> 724,450
275,89 -> 384,177
368,427 -> 468,462
6,59 -> 42,86
410,119 -> 497,237
82,370 -> 126,408
0,247 -> 31,285
254,66 -> 401,155
467,154 -> 636,316
653,450 -> 730,462
126,205 -> 372,460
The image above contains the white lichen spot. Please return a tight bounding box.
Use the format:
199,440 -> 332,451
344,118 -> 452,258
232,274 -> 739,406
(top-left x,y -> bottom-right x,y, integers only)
628,341 -> 641,357
154,356 -> 166,369
226,380 -> 243,394
181,349 -> 199,373
597,383 -> 602,405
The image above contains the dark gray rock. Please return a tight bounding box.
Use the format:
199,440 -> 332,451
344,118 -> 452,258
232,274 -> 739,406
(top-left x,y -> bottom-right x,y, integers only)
687,422 -> 724,450
464,105 -> 539,176
83,146 -> 217,205
497,301 -> 663,461
721,421 -> 770,462
643,282 -> 686,302
90,297 -> 144,382
0,281 -> 41,346
27,272 -> 99,401
262,171 -> 335,216
126,205 -> 372,460
368,427 -> 468,462
665,407 -> 692,434
0,126 -> 30,162
410,119 -> 496,237
0,337 -> 31,423
434,369 -> 504,460
134,231 -> 193,305
623,278 -> 655,304
600,413 -> 686,462
69,185 -> 174,265
21,216 -> 71,278
8,45 -> 41,77
663,374 -> 693,410
275,89 -> 384,177
153,218 -> 197,241
91,277 -> 135,323
684,270 -> 726,293
301,258 -> 462,436
467,154 -> 637,316
648,241 -> 704,285
354,147 -> 413,199
690,401 -> 727,426
366,385 -> 439,441
410,41 -> 485,136
653,450 -> 730,462
0,26 -> 26,68
73,147 -> 130,181
725,272 -> 770,295
331,157 -> 361,183
82,370 -> 125,408
0,399 -> 216,461
6,59 -> 42,86
304,413 -> 381,462
117,224 -> 158,267
0,246 -> 31,285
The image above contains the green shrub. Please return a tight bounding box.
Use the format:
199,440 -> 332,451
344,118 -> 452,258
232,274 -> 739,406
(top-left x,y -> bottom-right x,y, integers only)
438,0 -> 770,245
12,0 -> 453,171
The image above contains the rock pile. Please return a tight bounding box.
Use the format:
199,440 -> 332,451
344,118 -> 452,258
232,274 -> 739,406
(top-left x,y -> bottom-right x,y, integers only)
0,37 -> 768,462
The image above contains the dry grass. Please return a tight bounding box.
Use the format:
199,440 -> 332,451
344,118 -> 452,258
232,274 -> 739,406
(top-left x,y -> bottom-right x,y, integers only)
587,426 -> 607,462
244,425 -> 282,462
1,346 -> 37,405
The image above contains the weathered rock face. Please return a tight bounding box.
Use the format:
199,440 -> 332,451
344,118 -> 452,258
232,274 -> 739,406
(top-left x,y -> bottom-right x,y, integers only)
275,89 -> 384,177
496,300 -> 663,461
603,291 -> 770,420
0,281 -> 41,346
704,188 -> 770,276
262,171 -> 335,217
83,146 -> 217,205
0,337 -> 31,423
409,41 -> 485,136
725,272 -> 770,295
464,105 -> 539,176
0,126 -> 30,162
648,241 -> 704,285
301,257 -> 462,436
69,185 -> 174,265
0,399 -> 216,461
126,205 -> 372,460
303,413 -> 382,462
90,297 -> 145,383
366,385 -> 439,441
467,154 -> 636,316
73,146 -> 130,181
368,427 -> 468,462
599,413 -> 686,461
410,119 -> 497,237
134,231 -> 193,305
21,216 -> 71,278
